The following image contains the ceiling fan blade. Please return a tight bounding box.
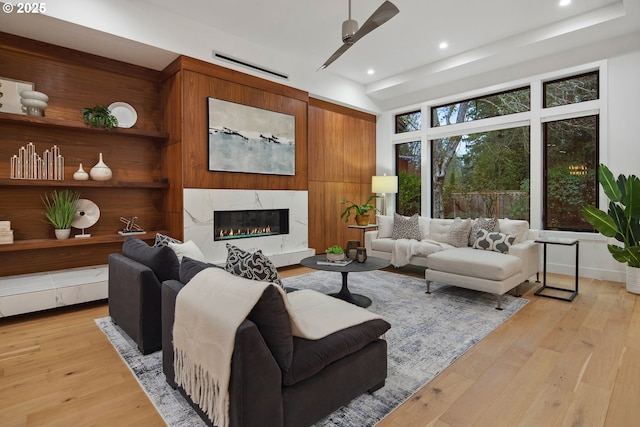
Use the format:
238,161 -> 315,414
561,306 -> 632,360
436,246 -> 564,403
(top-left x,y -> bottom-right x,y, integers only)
318,1 -> 399,70
348,1 -> 399,44
318,42 -> 353,71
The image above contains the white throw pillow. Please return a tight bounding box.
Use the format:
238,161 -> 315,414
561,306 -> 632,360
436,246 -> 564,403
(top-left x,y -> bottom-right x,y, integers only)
498,219 -> 530,244
376,215 -> 394,238
169,240 -> 206,262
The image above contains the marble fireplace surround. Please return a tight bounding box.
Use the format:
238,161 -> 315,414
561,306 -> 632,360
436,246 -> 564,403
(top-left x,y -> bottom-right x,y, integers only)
184,189 -> 315,267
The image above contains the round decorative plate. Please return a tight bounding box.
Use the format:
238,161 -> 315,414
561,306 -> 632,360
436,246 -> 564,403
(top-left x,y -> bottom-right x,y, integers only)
108,102 -> 137,128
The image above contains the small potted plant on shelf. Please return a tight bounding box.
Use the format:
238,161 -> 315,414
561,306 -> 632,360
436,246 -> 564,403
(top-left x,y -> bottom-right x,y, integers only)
325,245 -> 345,262
41,189 -> 80,240
582,163 -> 640,293
340,195 -> 380,226
81,105 -> 118,130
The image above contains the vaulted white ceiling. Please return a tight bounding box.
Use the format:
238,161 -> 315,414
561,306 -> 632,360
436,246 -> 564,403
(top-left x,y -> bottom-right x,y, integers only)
1,0 -> 639,112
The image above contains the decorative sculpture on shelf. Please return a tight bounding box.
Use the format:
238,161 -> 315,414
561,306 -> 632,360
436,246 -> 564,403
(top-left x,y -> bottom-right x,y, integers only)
118,216 -> 146,236
10,142 -> 64,180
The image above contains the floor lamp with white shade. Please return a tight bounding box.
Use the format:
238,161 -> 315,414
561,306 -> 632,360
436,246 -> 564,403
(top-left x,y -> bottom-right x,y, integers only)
372,175 -> 398,216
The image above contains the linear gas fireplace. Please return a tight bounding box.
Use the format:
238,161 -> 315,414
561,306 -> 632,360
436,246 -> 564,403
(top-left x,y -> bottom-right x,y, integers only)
214,208 -> 289,241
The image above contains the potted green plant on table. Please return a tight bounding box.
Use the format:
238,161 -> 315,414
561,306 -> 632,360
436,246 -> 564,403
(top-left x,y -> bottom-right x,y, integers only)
582,164 -> 640,293
340,195 -> 380,226
325,245 -> 345,262
42,189 -> 80,240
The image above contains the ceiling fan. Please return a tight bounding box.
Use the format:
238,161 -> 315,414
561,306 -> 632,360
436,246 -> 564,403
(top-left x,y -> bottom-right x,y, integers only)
318,0 -> 399,70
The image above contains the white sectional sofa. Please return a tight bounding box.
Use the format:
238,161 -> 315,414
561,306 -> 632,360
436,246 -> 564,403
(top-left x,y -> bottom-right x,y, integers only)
364,215 -> 540,309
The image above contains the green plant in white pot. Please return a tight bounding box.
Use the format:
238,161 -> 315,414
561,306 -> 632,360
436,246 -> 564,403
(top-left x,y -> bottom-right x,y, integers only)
42,189 -> 80,240
581,164 -> 640,293
325,245 -> 345,262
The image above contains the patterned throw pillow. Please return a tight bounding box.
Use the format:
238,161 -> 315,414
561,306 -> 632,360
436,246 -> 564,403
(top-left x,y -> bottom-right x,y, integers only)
392,213 -> 421,240
154,233 -> 182,247
468,217 -> 498,247
225,244 -> 283,288
473,229 -> 516,254
448,218 -> 472,247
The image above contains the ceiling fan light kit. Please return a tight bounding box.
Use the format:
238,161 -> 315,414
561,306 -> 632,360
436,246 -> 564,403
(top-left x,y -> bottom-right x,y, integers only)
320,0 -> 399,70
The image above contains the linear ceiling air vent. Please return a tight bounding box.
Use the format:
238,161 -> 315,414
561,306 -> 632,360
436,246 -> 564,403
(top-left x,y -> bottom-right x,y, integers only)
212,51 -> 289,80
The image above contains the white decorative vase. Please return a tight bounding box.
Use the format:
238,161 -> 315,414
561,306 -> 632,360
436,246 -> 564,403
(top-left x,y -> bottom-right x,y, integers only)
73,163 -> 89,180
20,90 -> 49,116
54,229 -> 71,240
89,153 -> 112,181
626,265 -> 640,294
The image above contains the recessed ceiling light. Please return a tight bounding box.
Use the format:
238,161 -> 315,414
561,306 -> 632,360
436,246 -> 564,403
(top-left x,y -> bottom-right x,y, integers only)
439,42 -> 448,49
559,0 -> 571,6
367,69 -> 375,75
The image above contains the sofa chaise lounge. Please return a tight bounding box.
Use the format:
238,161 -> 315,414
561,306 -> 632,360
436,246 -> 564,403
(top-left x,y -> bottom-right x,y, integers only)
365,215 -> 540,309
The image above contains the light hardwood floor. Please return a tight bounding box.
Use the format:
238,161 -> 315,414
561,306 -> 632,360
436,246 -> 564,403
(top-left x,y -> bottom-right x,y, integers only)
1,266 -> 638,427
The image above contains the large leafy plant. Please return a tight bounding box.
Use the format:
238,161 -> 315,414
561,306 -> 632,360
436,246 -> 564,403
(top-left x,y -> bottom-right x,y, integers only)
581,164 -> 640,268
340,195 -> 379,223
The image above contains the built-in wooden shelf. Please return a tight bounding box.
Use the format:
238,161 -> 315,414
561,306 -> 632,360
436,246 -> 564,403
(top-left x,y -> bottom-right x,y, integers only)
0,178 -> 169,189
0,111 -> 169,140
0,230 -> 166,252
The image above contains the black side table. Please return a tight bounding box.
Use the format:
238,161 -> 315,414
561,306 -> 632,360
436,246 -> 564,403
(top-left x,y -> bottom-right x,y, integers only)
534,236 -> 579,301
300,255 -> 390,307
348,224 -> 378,245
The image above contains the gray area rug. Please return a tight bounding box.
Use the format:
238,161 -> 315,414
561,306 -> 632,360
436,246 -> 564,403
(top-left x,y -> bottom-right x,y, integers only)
96,269 -> 528,427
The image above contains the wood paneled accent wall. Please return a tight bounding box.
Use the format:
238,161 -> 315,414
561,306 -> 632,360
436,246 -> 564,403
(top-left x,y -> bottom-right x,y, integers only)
161,56 -> 308,190
308,98 -> 377,253
160,56 -> 309,242
0,33 -> 167,276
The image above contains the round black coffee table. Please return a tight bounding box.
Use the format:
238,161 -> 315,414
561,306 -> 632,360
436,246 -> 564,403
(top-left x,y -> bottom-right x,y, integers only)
300,255 -> 391,307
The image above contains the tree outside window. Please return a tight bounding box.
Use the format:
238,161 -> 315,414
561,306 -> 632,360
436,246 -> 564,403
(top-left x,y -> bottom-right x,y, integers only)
543,71 -> 599,231
395,141 -> 421,216
432,127 -> 530,220
395,110 -> 421,133
430,88 -> 531,219
544,116 -> 598,230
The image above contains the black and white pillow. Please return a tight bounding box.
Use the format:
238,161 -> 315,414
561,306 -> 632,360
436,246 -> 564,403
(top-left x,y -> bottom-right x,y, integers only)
154,233 -> 182,247
392,213 -> 421,240
468,217 -> 498,246
225,244 -> 283,288
472,229 -> 516,254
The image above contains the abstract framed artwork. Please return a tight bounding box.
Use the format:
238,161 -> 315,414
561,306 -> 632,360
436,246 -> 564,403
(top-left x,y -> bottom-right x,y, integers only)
207,97 -> 295,175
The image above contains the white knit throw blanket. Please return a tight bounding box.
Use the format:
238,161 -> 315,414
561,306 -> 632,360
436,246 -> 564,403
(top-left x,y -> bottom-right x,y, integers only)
173,267 -> 382,427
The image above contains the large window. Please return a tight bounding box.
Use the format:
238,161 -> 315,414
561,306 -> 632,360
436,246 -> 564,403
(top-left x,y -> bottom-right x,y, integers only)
395,141 -> 421,216
543,71 -> 599,231
544,116 -> 598,230
432,127 -> 530,220
389,67 -> 603,231
430,87 -> 531,219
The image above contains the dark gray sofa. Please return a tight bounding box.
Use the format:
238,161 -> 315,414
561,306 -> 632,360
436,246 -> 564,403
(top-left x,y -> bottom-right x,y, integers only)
162,258 -> 391,427
108,237 -> 180,354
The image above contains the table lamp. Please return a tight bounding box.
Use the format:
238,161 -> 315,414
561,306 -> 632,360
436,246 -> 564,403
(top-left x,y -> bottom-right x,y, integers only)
372,175 -> 398,216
